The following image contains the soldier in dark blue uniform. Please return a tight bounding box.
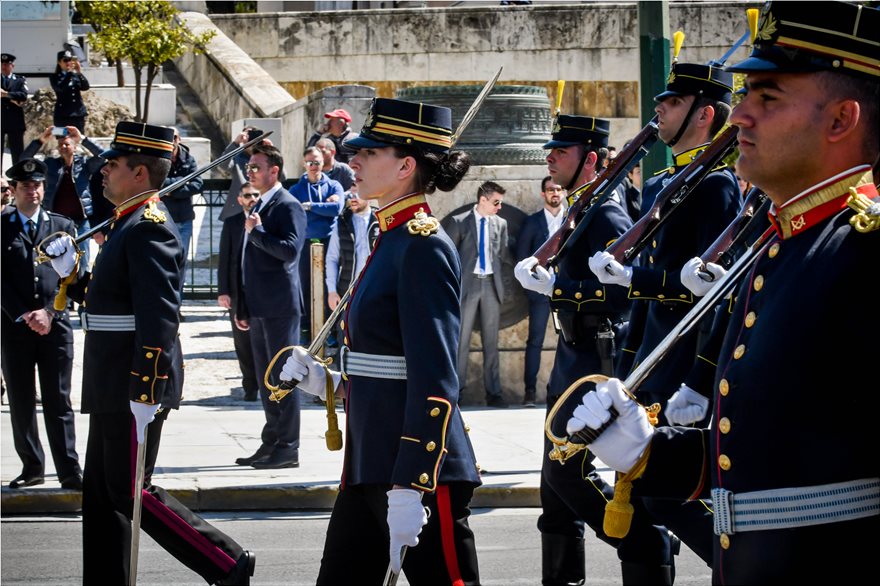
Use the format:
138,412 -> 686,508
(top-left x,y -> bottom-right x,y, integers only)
1,158 -> 82,490
515,115 -> 677,584
47,122 -> 254,585
1,53 -> 29,164
282,98 -> 482,585
589,62 -> 741,424
568,2 -> 880,583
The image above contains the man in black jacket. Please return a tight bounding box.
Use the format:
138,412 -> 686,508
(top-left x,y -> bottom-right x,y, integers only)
1,53 -> 28,164
162,128 -> 203,296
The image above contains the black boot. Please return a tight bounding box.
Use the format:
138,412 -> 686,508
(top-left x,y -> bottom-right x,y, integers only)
541,533 -> 586,586
620,562 -> 674,586
216,550 -> 256,585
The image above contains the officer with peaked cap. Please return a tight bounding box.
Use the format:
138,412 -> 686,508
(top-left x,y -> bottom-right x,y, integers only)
50,48 -> 89,132
568,2 -> 880,583
514,115 -> 681,584
2,53 -> 29,164
46,121 -> 255,585
283,97 -> 482,585
1,158 -> 82,491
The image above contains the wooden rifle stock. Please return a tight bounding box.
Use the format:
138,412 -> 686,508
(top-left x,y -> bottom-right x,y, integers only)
532,117 -> 660,268
605,125 -> 740,265
700,186 -> 769,270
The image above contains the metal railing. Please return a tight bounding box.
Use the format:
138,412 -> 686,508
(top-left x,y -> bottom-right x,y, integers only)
183,178 -> 230,300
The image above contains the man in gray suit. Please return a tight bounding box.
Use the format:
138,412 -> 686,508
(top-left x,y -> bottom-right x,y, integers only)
446,181 -> 510,408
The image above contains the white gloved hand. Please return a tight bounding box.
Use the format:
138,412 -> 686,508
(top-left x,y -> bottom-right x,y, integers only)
680,257 -> 727,297
45,234 -> 78,278
566,378 -> 654,472
280,346 -> 341,401
514,256 -> 555,297
387,488 -> 428,575
666,384 -> 710,426
129,401 -> 161,444
588,251 -> 633,288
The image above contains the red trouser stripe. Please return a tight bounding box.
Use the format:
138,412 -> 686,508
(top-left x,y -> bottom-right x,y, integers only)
436,485 -> 464,586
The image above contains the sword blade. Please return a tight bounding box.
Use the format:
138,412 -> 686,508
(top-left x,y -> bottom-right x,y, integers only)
129,428 -> 148,586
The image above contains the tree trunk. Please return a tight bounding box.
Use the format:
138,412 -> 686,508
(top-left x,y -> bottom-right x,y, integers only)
143,65 -> 157,125
133,65 -> 143,122
116,59 -> 124,88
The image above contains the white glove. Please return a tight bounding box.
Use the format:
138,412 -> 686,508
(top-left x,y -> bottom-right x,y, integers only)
129,401 -> 161,444
666,384 -> 709,426
45,234 -> 78,278
514,256 -> 555,297
387,488 -> 428,575
588,251 -> 633,288
280,346 -> 341,401
680,257 -> 727,297
566,378 -> 653,472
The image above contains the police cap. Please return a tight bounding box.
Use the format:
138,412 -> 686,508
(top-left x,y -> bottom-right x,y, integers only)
5,158 -> 48,183
1,53 -> 15,64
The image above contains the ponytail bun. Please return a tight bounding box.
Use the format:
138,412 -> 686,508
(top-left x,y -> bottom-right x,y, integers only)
426,150 -> 471,193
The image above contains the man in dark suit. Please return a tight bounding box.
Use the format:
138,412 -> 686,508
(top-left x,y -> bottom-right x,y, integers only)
46,122 -> 255,585
1,53 -> 28,164
217,182 -> 260,401
1,158 -> 82,490
234,144 -> 307,469
515,176 -> 565,406
446,181 -> 510,408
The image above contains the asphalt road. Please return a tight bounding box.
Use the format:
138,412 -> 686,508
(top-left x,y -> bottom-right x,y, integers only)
1,508 -> 711,585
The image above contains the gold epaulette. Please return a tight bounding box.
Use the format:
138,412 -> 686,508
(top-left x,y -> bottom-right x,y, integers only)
847,188 -> 880,233
143,201 -> 167,224
406,208 -> 439,236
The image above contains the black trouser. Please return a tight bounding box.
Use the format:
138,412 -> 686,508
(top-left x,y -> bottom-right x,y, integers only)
229,314 -> 258,395
318,483 -> 480,586
524,296 -> 551,394
0,317 -> 80,479
1,125 -> 24,164
82,410 -> 244,585
249,315 -> 301,451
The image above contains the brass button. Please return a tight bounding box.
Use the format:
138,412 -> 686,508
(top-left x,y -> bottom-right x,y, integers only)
649,256 -> 654,264
419,473 -> 429,484
768,243 -> 780,258
554,289 -> 562,296
140,394 -> 148,401
720,533 -> 730,549
744,312 -> 756,328
719,379 -> 729,396
652,239 -> 658,248
464,425 -> 471,433
142,376 -> 150,382
719,454 -> 731,470
426,441 -> 436,452
342,303 -> 347,311
574,292 -> 582,300
753,275 -> 764,291
719,417 -> 731,434
340,320 -> 345,330
733,345 -> 745,360
679,294 -> 688,299
430,407 -> 440,417
632,291 -> 641,297
595,290 -> 603,297
657,294 -> 665,300
145,351 -> 154,358
343,337 -> 349,345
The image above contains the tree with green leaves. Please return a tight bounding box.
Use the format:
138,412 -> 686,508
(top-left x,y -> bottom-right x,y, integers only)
75,1 -> 215,123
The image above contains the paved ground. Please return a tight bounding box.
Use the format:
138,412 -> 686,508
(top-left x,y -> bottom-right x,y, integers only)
2,302 -> 582,514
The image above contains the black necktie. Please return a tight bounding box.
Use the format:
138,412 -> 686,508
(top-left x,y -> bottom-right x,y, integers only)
27,219 -> 36,241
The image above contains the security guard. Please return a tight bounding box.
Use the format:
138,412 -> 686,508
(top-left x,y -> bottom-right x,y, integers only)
568,2 -> 880,583
50,49 -> 89,132
515,116 -> 677,584
1,158 -> 82,490
47,122 -> 254,585
282,98 -> 482,585
1,53 -> 28,164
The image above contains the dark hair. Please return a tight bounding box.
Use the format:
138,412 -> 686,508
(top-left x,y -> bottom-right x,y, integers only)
816,71 -> 879,163
541,175 -> 554,191
695,96 -> 732,138
303,146 -> 323,158
392,145 -> 471,194
251,143 -> 284,171
477,181 -> 505,201
124,154 -> 171,189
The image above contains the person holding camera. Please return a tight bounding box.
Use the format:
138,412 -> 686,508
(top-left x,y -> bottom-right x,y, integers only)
21,125 -> 104,268
50,49 -> 89,132
218,126 -> 280,221
306,108 -> 359,164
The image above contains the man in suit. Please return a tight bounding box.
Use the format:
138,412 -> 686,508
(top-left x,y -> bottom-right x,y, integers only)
217,182 -> 260,401
515,176 -> 565,407
446,181 -> 510,408
234,144 -> 307,469
1,158 -> 82,490
45,122 -> 255,585
1,53 -> 28,165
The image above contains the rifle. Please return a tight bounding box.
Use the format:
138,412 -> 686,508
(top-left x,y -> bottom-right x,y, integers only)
603,124 -> 739,266
700,186 -> 770,273
532,117 -> 661,268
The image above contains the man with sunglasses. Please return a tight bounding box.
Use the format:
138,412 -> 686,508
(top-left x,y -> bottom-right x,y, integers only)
218,183 -> 261,402
446,181 -> 511,408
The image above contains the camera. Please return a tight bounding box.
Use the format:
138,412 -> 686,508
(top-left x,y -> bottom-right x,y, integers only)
247,128 -> 264,143
51,127 -> 69,137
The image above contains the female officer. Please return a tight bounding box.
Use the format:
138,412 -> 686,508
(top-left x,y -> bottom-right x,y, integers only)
50,49 -> 89,132
282,98 -> 482,585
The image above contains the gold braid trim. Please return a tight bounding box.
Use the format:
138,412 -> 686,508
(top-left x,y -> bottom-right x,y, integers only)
406,208 -> 440,236
847,188 -> 880,233
144,201 -> 167,224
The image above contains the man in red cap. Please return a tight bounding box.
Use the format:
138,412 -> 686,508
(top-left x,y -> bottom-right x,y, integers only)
307,107 -> 359,164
